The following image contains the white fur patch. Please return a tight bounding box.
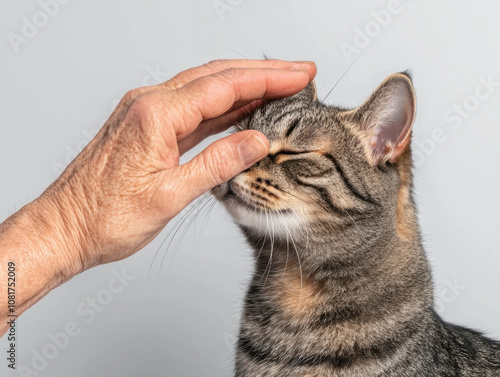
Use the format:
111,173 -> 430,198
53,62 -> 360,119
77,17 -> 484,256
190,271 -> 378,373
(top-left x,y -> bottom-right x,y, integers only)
224,198 -> 304,238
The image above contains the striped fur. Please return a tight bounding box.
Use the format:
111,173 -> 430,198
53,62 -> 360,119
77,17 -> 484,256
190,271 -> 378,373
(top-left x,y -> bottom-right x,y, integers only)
212,73 -> 500,376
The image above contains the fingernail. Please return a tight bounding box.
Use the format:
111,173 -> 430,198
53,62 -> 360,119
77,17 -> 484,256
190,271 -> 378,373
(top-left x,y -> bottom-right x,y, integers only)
293,60 -> 316,65
238,133 -> 269,166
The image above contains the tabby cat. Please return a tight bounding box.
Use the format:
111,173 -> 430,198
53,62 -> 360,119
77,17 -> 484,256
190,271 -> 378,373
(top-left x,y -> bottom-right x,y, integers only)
212,73 -> 500,376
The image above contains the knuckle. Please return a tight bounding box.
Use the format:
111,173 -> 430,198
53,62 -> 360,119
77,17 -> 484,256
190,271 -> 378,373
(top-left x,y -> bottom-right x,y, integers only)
204,59 -> 229,70
121,88 -> 143,105
126,93 -> 161,122
214,68 -> 239,99
167,71 -> 188,89
205,145 -> 235,184
217,67 -> 238,82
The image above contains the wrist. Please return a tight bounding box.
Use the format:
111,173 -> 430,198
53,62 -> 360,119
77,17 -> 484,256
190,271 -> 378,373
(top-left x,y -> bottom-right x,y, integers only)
0,191 -> 91,330
0,175 -> 97,332
28,183 -> 97,284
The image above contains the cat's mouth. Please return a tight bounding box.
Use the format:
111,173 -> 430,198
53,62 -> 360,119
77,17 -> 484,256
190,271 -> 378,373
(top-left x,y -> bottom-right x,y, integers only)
224,180 -> 291,214
219,179 -> 304,236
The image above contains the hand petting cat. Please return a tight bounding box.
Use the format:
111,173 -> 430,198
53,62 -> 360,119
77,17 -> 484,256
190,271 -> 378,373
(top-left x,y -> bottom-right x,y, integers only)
0,59 -> 317,337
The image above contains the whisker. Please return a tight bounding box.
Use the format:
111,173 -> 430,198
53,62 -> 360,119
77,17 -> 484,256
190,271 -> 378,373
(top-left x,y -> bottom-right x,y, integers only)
255,207 -> 268,263
260,209 -> 274,286
203,198 -> 218,229
282,221 -> 290,279
289,226 -> 303,301
264,195 -> 304,301
146,195 -> 208,285
274,186 -> 312,207
166,196 -> 215,273
152,194 -> 212,288
318,67 -> 333,95
226,47 -> 248,59
195,196 -> 217,246
322,56 -> 360,103
280,202 -> 304,300
266,207 -> 278,285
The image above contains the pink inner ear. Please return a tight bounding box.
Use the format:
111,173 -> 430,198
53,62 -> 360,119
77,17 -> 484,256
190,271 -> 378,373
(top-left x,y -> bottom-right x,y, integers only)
370,83 -> 414,164
372,109 -> 409,155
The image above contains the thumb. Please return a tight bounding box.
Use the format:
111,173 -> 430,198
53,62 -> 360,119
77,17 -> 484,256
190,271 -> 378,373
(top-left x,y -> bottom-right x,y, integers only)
178,130 -> 269,202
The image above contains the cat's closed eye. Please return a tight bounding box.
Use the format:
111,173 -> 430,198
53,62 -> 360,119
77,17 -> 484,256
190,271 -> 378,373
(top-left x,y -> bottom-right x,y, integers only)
280,157 -> 333,178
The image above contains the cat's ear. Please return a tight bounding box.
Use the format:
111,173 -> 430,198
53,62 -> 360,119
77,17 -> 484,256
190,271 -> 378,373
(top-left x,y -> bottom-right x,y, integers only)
292,80 -> 318,102
347,72 -> 416,166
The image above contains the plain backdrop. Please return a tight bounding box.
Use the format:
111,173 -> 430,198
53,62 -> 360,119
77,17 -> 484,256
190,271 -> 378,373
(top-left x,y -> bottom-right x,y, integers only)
1,1 -> 499,376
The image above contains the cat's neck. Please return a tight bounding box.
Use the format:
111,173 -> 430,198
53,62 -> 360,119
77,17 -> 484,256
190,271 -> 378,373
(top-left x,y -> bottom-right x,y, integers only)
239,201 -> 436,372
244,212 -> 434,319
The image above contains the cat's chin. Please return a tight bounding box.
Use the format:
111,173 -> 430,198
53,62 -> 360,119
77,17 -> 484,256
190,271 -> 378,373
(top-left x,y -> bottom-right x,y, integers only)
223,199 -> 304,238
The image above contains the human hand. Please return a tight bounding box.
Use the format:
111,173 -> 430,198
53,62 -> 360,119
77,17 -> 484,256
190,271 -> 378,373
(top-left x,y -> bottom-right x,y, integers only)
34,59 -> 316,279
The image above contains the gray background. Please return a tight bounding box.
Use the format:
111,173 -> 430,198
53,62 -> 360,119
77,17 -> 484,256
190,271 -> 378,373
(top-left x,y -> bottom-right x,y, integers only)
1,1 -> 499,376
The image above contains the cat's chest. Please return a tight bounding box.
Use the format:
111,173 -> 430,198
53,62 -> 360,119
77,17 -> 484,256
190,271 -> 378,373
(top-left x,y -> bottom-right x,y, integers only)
239,270 -> 425,377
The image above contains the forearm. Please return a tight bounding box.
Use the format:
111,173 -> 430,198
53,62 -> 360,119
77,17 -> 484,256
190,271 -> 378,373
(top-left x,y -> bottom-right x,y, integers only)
0,195 -> 85,337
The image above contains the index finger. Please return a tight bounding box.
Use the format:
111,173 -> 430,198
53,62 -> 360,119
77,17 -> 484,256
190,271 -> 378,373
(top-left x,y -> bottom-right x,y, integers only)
164,59 -> 317,89
167,67 -> 315,139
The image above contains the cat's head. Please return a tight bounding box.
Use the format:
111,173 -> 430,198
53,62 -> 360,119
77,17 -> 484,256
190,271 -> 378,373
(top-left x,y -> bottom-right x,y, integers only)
212,73 -> 417,252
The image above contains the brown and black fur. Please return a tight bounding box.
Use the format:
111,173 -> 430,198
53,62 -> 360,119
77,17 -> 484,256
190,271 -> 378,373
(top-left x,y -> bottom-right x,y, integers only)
212,73 -> 500,376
